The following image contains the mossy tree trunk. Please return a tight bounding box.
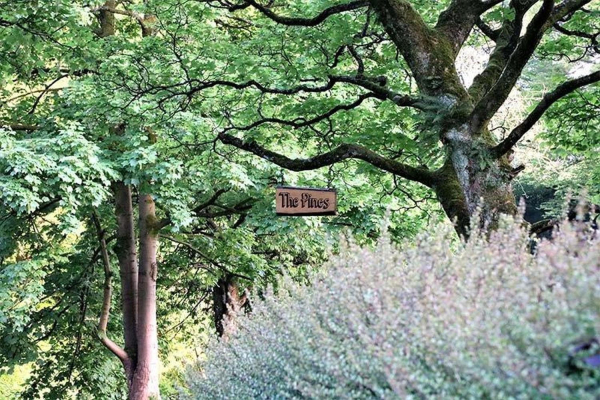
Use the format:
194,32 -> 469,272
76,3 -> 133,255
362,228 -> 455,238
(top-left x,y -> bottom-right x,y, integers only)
432,125 -> 518,237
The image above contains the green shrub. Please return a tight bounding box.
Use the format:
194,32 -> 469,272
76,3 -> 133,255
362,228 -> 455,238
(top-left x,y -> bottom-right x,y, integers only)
186,215 -> 600,399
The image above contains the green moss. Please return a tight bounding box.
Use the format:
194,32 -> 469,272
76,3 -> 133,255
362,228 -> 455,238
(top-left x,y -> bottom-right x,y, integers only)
433,162 -> 471,236
145,214 -> 161,236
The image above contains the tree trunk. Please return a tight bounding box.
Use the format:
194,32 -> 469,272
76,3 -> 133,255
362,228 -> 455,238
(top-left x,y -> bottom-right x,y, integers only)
97,4 -> 161,397
433,124 -> 518,237
130,193 -> 161,399
113,182 -> 138,386
213,276 -> 246,339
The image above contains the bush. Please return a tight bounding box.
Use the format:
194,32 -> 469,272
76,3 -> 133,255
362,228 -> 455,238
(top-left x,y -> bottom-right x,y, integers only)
186,215 -> 600,399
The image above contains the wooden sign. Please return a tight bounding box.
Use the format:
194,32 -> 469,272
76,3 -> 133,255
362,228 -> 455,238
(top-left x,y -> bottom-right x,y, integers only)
276,187 -> 337,216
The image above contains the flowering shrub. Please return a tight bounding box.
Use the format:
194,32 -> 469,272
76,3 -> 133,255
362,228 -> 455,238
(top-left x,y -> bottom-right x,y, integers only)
186,215 -> 600,399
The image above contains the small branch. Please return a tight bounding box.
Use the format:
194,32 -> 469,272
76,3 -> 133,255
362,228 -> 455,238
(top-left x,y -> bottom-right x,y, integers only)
553,22 -> 599,53
6,87 -> 63,103
475,17 -> 500,41
553,22 -> 597,40
229,93 -> 378,131
331,75 -> 420,107
530,218 -> 559,235
508,164 -> 525,180
91,212 -> 130,365
492,70 -> 600,157
347,46 -> 365,75
157,188 -> 229,229
143,74 -> 419,111
192,189 -> 230,214
29,74 -> 68,115
162,235 -> 252,281
238,0 -> 367,26
232,213 -> 247,228
198,197 -> 255,218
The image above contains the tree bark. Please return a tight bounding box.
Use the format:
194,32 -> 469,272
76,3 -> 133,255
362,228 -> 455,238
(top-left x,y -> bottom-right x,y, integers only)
213,276 -> 247,339
130,193 -> 161,399
98,0 -> 116,37
113,182 -> 138,386
433,125 -> 518,238
97,4 -> 161,397
97,1 -> 144,391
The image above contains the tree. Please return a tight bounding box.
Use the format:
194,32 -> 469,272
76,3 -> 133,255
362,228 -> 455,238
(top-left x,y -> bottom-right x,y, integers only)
2,0 -> 598,398
127,0 -> 599,237
1,1 -> 339,398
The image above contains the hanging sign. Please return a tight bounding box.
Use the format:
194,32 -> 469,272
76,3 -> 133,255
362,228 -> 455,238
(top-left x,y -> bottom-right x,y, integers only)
276,186 -> 337,216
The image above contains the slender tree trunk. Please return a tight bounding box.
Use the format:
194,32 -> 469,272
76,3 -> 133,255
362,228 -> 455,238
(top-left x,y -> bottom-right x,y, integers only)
113,182 -> 138,385
98,0 -> 144,391
98,3 -> 161,397
130,193 -> 160,399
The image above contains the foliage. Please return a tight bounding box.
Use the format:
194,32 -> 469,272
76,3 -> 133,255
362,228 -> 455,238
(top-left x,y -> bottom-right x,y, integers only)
1,0 -> 599,396
0,1 -> 440,396
188,214 -> 600,399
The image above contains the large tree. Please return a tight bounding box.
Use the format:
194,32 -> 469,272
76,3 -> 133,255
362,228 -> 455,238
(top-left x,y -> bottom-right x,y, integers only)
1,0 -> 599,398
130,0 -> 599,237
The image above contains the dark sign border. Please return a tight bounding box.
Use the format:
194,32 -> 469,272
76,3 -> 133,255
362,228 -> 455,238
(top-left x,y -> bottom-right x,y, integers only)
275,186 -> 337,216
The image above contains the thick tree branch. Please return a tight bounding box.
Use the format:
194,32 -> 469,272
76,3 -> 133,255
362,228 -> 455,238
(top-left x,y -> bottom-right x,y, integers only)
469,0 -> 538,101
91,213 -> 130,366
543,0 -> 592,30
435,0 -> 503,55
218,133 -> 436,187
367,1 -> 431,89
368,0 -> 467,98
237,0 -> 367,26
471,0 -> 555,131
111,182 -> 138,371
93,4 -> 154,36
492,70 -> 600,157
470,0 -> 592,103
